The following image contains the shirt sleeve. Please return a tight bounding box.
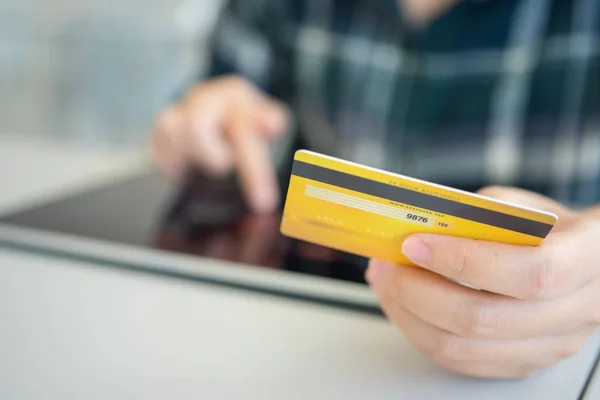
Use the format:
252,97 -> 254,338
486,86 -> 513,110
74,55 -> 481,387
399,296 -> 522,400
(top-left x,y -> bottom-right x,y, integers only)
199,0 -> 292,101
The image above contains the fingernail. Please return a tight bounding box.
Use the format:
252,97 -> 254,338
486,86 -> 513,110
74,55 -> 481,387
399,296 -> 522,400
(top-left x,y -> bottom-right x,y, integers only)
402,237 -> 432,265
366,259 -> 389,285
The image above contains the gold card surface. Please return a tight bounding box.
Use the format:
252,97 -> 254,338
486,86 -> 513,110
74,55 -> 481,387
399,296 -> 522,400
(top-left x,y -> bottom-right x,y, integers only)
280,150 -> 558,265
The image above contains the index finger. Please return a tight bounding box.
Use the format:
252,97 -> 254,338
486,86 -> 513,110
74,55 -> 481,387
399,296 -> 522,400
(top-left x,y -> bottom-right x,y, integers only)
226,109 -> 280,214
401,233 -> 576,300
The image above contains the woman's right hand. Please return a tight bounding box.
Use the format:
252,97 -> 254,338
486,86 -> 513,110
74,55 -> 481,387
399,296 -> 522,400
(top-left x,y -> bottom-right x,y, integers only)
149,75 -> 290,214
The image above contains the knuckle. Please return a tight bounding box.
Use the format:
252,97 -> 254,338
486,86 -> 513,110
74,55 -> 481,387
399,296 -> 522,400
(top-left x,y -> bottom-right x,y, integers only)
448,241 -> 477,280
525,250 -> 568,300
527,260 -> 554,299
455,302 -> 500,337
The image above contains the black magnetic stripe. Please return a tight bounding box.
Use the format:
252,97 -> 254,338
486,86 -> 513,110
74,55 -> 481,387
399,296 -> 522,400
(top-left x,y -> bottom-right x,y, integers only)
291,161 -> 553,238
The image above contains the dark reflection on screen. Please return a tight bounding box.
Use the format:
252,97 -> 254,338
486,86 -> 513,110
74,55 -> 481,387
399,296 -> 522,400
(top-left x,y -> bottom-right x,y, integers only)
154,170 -> 369,284
0,156 -> 370,285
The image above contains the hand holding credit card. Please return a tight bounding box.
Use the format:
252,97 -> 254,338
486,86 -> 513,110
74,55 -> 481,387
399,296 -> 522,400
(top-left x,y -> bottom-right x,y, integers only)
280,150 -> 558,266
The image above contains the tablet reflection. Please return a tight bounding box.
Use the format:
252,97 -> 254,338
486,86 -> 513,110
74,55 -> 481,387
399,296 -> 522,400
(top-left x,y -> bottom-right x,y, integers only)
154,172 -> 368,284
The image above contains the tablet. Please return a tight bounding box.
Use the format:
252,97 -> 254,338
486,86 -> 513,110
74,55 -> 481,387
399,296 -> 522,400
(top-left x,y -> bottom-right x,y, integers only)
0,165 -> 379,314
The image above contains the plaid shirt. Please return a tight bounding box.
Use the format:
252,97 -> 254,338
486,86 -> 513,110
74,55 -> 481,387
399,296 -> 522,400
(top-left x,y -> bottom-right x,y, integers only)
202,0 -> 600,207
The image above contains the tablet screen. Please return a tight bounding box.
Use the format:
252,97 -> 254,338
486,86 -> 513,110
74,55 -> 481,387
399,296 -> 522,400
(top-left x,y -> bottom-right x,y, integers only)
0,169 -> 369,285
158,170 -> 369,283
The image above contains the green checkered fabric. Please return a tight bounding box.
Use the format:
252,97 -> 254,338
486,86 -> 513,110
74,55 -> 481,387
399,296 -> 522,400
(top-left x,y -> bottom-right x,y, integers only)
201,0 -> 600,207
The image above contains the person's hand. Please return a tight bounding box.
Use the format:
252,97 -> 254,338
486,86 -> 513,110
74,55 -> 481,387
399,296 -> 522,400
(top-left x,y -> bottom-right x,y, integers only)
366,186 -> 600,379
149,75 -> 289,214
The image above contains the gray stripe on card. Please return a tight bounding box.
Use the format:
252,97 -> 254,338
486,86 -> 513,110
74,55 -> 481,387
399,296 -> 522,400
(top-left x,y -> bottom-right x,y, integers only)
291,160 -> 554,239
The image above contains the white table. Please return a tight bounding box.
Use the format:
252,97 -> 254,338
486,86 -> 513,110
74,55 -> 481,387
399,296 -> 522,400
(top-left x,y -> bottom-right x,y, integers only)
1,138 -> 599,399
0,136 -> 147,216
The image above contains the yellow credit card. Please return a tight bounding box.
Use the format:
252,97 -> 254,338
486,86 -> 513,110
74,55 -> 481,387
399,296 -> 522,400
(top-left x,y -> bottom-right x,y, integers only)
280,150 -> 558,265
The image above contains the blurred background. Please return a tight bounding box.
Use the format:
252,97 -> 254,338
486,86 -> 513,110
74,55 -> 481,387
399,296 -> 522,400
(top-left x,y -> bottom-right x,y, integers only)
0,0 -> 224,147
0,0 -> 227,213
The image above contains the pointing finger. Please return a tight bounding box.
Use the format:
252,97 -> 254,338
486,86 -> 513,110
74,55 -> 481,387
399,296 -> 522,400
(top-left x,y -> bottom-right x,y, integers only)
226,108 -> 279,214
